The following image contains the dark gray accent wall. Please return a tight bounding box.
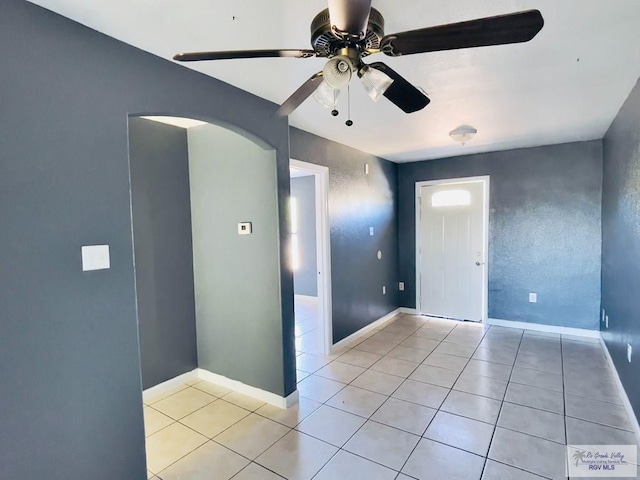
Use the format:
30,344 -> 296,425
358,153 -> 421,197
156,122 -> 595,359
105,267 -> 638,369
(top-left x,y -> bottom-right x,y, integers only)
0,1 -> 294,479
290,128 -> 399,342
398,141 -> 603,329
129,118 -> 197,390
291,175 -> 318,297
602,77 -> 640,418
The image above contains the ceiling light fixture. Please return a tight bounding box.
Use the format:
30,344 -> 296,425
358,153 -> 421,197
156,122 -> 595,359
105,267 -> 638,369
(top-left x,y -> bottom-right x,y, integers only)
449,125 -> 478,145
358,65 -> 394,102
322,55 -> 353,89
313,80 -> 340,110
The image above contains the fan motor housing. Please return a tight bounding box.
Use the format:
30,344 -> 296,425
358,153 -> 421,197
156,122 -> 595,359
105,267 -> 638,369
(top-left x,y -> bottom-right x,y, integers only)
311,8 -> 385,57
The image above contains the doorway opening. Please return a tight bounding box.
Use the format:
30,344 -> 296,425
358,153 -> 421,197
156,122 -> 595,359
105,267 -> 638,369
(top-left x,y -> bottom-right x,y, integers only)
289,159 -> 332,358
415,176 -> 489,322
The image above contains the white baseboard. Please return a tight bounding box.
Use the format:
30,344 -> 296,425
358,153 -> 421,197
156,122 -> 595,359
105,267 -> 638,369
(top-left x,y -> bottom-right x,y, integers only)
599,337 -> 640,444
332,308 -> 401,352
142,369 -> 199,403
198,369 -> 299,409
486,318 -> 601,338
400,307 -> 419,315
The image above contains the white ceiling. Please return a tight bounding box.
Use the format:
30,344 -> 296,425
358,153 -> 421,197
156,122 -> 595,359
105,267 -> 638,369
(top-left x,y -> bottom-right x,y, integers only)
29,0 -> 640,162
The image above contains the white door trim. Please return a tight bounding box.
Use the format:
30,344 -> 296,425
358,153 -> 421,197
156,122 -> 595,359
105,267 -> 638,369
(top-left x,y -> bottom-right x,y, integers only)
290,159 -> 333,355
415,175 -> 490,322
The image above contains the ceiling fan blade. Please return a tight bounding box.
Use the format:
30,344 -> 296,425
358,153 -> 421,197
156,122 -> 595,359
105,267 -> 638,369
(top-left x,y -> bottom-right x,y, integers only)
173,49 -> 317,62
276,72 -> 325,117
369,63 -> 430,113
380,9 -> 544,57
328,0 -> 372,36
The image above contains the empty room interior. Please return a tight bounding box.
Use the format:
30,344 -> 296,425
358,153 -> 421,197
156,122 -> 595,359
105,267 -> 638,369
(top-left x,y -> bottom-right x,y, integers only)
3,1 -> 640,479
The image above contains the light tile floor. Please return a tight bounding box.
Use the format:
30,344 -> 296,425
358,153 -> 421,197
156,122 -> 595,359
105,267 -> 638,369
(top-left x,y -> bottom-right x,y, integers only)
143,313 -> 639,479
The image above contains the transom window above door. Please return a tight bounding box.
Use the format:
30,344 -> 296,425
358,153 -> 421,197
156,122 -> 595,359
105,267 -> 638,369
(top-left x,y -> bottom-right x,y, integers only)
431,189 -> 471,207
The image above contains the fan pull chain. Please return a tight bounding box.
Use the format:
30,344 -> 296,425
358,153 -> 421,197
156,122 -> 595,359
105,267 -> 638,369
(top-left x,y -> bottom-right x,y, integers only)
331,89 -> 339,117
346,84 -> 353,127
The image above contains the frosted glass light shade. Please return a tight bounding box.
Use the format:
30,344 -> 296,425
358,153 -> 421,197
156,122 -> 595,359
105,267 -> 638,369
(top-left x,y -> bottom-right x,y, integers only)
313,80 -> 340,109
359,65 -> 394,102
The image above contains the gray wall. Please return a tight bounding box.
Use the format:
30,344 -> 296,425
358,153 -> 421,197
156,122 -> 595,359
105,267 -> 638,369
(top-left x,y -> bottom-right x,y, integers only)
129,118 -> 198,390
290,128 -> 399,342
188,124 -> 283,394
291,175 -> 318,297
602,77 -> 640,418
0,1 -> 294,479
398,141 -> 603,330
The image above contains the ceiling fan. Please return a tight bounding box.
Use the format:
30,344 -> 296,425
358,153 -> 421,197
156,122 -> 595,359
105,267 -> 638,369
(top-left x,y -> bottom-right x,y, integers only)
174,0 -> 544,119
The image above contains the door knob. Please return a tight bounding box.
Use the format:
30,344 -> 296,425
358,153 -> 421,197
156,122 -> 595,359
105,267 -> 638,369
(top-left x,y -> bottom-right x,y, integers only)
475,261 -> 485,266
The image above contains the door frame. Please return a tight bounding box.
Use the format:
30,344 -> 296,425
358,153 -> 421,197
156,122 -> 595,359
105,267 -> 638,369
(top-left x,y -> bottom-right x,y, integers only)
290,159 -> 333,355
415,176 -> 490,322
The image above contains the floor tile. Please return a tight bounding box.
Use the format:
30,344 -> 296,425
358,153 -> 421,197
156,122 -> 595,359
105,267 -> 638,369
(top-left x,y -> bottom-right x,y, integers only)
413,326 -> 449,341
337,349 -> 383,368
498,402 -> 566,444
482,460 -> 547,480
409,364 -> 460,388
424,411 -> 495,456
214,413 -> 290,459
440,390 -> 502,424
351,369 -> 405,395
297,374 -> 345,403
392,379 -> 450,409
355,338 -> 397,355
152,387 -> 216,420
369,331 -> 410,345
144,406 -> 174,437
315,361 -> 366,383
295,404 -> 366,447
514,352 -> 562,374
180,399 -> 251,438
371,356 -> 419,378
255,396 -> 322,428
472,347 -> 517,366
402,438 -> 485,480
565,394 -> 633,431
233,462 -> 284,480
327,385 -> 388,418
434,341 -> 477,358
158,441 -> 248,479
145,422 -> 208,474
422,352 -> 468,372
221,392 -> 266,412
255,431 -> 338,480
296,353 -> 332,373
344,420 -> 420,470
144,385 -> 189,405
296,370 -> 310,382
382,323 -> 420,337
400,336 -> 440,352
453,372 -> 508,400
504,382 -> 564,414
314,450 -> 397,480
510,367 -> 563,392
566,416 -> 638,446
191,381 -> 232,398
564,374 -> 623,405
386,345 -> 431,363
371,397 -> 437,435
463,359 -> 512,382
489,427 -> 568,480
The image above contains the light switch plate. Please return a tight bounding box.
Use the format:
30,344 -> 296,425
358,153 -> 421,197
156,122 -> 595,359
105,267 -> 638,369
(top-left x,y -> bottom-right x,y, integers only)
82,245 -> 110,271
382,286 -> 386,295
628,343 -> 633,363
399,282 -> 405,291
529,293 -> 537,303
238,222 -> 252,235
369,227 -> 374,236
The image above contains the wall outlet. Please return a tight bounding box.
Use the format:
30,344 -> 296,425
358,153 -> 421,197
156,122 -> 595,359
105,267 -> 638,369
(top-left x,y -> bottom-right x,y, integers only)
238,222 -> 252,235
529,293 -> 537,303
369,227 -> 375,236
382,286 -> 386,295
399,282 -> 405,291
606,315 -> 609,329
628,343 -> 633,363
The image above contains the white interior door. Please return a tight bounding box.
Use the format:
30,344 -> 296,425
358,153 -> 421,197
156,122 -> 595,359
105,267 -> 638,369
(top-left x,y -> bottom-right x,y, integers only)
418,181 -> 486,321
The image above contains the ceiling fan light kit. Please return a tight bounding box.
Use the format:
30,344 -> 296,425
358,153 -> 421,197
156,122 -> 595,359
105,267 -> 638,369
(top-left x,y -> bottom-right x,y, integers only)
313,80 -> 340,109
173,0 -> 544,120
